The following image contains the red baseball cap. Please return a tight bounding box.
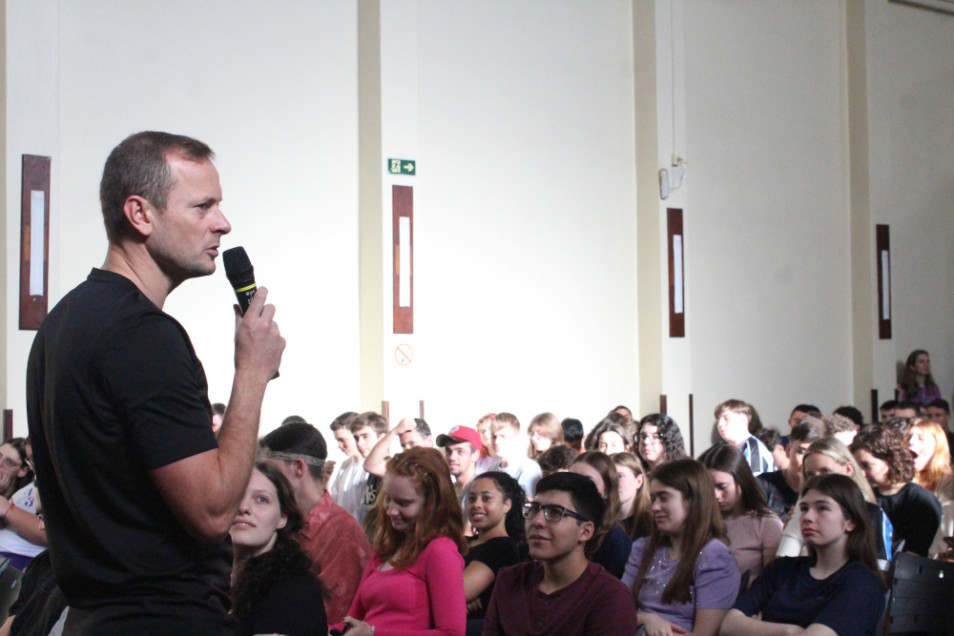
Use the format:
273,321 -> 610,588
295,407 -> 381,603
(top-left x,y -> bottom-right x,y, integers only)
436,425 -> 482,451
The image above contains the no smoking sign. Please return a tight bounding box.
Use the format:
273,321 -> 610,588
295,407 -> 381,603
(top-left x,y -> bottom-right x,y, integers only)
395,344 -> 413,366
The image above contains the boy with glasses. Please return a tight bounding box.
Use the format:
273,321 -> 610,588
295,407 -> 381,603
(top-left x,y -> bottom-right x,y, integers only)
482,472 -> 636,635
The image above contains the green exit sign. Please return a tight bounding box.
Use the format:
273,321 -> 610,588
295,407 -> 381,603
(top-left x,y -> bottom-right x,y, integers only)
388,158 -> 416,175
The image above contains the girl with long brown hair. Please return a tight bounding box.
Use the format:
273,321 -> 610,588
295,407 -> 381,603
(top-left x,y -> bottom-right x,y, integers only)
622,459 -> 740,636
338,447 -> 467,636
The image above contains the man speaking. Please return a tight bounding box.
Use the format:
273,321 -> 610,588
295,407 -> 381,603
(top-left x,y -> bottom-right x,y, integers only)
26,131 -> 285,634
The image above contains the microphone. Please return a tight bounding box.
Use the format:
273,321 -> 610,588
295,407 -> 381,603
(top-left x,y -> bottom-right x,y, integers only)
223,247 -> 257,314
223,246 -> 279,379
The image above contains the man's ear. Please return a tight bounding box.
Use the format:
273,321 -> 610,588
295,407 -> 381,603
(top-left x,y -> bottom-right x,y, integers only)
578,520 -> 595,544
123,195 -> 156,238
293,458 -> 308,479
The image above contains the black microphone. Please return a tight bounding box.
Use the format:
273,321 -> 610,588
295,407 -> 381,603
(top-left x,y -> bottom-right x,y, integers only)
223,247 -> 257,314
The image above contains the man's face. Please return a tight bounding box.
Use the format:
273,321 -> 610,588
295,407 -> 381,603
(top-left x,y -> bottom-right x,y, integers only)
492,426 -> 518,459
879,407 -> 895,422
334,428 -> 359,458
525,489 -> 592,563
787,410 -> 808,430
787,440 -> 813,477
399,430 -> 430,450
895,407 -> 918,419
716,410 -> 749,446
927,406 -> 952,430
444,441 -> 475,478
146,155 -> 231,284
352,426 -> 380,459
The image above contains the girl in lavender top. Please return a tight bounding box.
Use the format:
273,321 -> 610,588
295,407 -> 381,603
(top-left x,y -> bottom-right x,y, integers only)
623,459 -> 740,636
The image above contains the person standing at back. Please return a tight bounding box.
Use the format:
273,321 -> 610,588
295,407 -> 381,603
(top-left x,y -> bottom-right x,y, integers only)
26,131 -> 285,635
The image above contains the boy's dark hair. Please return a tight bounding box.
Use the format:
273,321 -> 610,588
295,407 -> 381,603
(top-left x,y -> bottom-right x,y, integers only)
754,428 -> 782,451
790,416 -> 826,444
929,398 -> 951,414
537,445 -> 580,474
791,404 -> 821,417
259,423 -> 328,480
534,472 -> 604,533
413,418 -> 432,437
329,411 -> 358,432
821,414 -> 856,437
833,405 -> 864,427
561,418 -> 584,443
350,411 -> 388,436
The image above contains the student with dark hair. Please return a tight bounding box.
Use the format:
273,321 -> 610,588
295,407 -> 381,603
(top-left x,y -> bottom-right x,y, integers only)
700,445 -> 783,584
926,398 -> 954,459
823,413 -> 858,447
898,349 -> 942,406
334,412 -> 388,523
636,413 -> 687,471
560,418 -> 585,452
537,445 -> 579,476
569,452 -> 632,578
623,459 -> 740,636
583,412 -> 631,452
230,463 -> 327,636
482,473 -> 637,635
878,400 -> 898,423
337,447 -> 467,635
721,475 -> 886,636
757,417 -> 825,519
259,423 -> 372,625
851,426 -> 941,556
210,402 -> 226,435
462,472 -> 525,631
787,404 -> 821,430
754,428 -> 787,472
833,405 -> 864,427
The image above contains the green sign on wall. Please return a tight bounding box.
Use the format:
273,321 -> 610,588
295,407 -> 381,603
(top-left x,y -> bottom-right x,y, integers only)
388,158 -> 416,176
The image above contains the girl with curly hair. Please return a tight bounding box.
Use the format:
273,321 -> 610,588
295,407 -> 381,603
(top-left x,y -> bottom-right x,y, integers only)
636,413 -> 687,471
851,425 -> 941,556
230,462 -> 326,636
339,447 -> 466,636
898,349 -> 942,405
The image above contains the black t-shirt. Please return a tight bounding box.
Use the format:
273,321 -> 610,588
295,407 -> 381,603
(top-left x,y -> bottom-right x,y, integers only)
238,573 -> 327,636
9,550 -> 66,636
464,536 -> 520,619
27,269 -> 231,633
877,482 -> 942,557
735,557 -> 885,636
757,470 -> 799,519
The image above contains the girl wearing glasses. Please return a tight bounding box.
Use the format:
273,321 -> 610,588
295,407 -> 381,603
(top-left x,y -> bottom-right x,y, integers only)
0,438 -> 44,571
337,447 -> 467,636
623,459 -> 740,636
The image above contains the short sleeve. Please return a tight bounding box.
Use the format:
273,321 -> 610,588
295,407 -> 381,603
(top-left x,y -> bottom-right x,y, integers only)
734,557 -> 787,616
103,314 -> 217,470
694,541 -> 741,609
469,538 -> 519,575
810,565 -> 886,636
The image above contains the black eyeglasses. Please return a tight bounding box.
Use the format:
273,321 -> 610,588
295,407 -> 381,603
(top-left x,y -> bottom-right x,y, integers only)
522,501 -> 590,523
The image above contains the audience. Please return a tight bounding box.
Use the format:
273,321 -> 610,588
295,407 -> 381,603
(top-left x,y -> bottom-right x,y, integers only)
489,413 -> 542,499
259,423 -> 371,625
230,463 -> 327,636
474,414 -> 498,474
568,452 -> 632,579
722,474 -> 885,636
757,417 -> 825,519
904,418 -> 954,557
898,348 -> 942,405
714,400 -> 776,476
823,413 -> 859,447
612,452 -> 652,540
595,421 -> 631,456
337,447 -> 467,636
623,459 -> 741,636
926,398 -> 954,452
462,472 -> 524,634
832,405 -> 865,429
526,413 -> 562,461
0,438 -> 41,571
700,445 -> 783,585
879,399 -> 898,423
583,412 -> 631,452
482,473 -> 637,635
636,413 -> 687,471
851,425 -> 941,556
364,416 -> 433,478
334,412 -> 387,524
754,428 -> 787,472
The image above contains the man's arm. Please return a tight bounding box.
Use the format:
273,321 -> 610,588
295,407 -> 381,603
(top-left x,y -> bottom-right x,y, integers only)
150,288 -> 284,543
363,417 -> 414,477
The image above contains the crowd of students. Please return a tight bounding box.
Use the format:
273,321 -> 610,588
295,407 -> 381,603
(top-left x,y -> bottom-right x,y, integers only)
4,348 -> 954,635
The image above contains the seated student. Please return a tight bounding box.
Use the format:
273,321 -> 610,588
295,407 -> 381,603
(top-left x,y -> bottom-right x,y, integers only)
851,425 -> 941,557
721,474 -> 886,636
879,400 -> 898,423
925,398 -> 954,456
482,473 -> 637,635
595,421 -> 632,456
537,445 -> 578,477
569,452 -> 633,578
463,472 -> 525,633
824,413 -> 859,447
754,428 -> 787,472
259,424 -> 372,625
612,452 -> 652,539
833,405 -> 865,429
757,417 -> 825,519
623,459 -> 741,636
636,413 -> 688,472
776,438 -> 893,569
337,448 -> 467,636
700,445 -> 783,584
489,413 -> 542,499
560,418 -> 585,453
526,413 -> 563,462
230,463 -> 327,636
904,418 -> 954,557
714,400 -> 776,476
583,412 -> 631,453
898,349 -> 942,406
